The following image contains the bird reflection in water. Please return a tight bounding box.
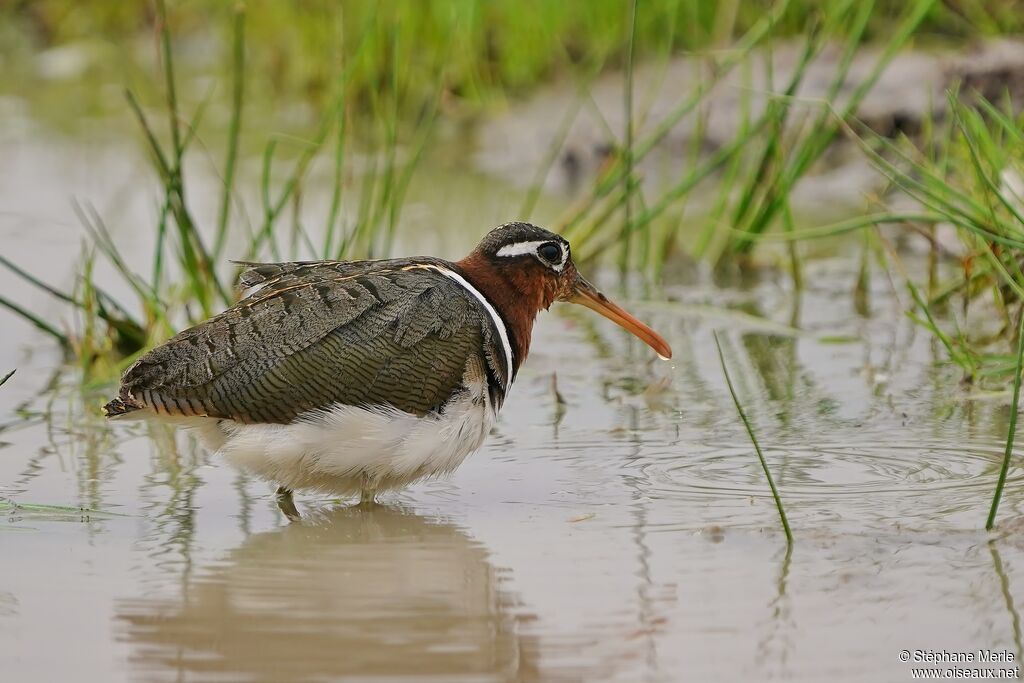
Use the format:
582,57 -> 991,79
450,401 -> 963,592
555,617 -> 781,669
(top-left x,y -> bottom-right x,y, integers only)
117,505 -> 542,682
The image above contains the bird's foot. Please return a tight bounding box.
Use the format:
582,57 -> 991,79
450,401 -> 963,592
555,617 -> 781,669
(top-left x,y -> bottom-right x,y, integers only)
354,488 -> 379,510
275,486 -> 301,522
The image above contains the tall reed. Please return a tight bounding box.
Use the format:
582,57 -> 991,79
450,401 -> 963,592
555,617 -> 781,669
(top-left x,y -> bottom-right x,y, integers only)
1,1 -> 441,378
848,92 -> 1024,383
561,0 -> 935,278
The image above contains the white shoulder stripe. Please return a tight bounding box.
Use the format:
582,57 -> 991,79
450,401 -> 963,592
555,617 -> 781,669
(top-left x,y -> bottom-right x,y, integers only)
413,264 -> 515,388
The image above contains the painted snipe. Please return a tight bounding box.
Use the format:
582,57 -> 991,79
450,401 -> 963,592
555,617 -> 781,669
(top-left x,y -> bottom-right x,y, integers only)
104,222 -> 671,507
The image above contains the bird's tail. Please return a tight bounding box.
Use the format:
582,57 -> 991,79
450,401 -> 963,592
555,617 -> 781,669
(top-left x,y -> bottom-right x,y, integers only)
103,396 -> 141,419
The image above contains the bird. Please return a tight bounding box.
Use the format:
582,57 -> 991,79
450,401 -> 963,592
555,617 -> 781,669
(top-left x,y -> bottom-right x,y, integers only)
104,222 -> 672,509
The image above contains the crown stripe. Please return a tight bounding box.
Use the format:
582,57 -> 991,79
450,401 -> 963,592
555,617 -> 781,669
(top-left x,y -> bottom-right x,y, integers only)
495,240 -> 567,272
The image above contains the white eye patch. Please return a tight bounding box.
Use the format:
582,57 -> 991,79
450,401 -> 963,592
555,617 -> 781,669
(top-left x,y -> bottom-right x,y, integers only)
495,240 -> 568,272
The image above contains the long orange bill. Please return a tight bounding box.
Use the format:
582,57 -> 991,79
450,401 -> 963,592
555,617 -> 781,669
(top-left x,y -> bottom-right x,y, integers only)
569,275 -> 673,360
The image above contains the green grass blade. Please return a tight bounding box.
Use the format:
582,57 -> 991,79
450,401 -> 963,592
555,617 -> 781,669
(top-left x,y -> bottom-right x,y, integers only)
986,310 -> 1024,530
714,331 -> 793,545
0,253 -> 80,307
124,89 -> 172,183
157,0 -> 182,157
907,281 -> 976,374
0,295 -> 69,348
619,0 -> 639,273
214,3 -> 246,262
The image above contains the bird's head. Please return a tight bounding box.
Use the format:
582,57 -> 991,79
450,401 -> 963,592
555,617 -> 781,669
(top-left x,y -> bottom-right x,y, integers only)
462,222 -> 672,360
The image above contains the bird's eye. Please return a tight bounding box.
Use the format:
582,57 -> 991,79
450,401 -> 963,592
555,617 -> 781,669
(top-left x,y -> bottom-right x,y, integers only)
537,242 -> 562,264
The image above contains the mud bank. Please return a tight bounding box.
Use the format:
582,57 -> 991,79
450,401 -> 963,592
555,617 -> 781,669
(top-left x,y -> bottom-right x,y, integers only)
477,39 -> 1024,214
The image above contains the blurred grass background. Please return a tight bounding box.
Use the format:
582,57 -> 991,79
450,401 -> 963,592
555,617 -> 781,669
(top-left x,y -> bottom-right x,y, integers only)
3,0 -> 1020,119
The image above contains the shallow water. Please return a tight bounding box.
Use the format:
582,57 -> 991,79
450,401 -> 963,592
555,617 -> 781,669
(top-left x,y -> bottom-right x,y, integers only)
4,116 -> 1024,682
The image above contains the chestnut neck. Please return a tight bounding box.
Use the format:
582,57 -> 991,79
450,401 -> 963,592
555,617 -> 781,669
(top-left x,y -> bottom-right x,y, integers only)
456,253 -> 554,371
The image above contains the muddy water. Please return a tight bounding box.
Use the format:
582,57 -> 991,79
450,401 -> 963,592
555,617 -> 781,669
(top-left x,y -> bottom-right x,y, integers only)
4,124 -> 1024,682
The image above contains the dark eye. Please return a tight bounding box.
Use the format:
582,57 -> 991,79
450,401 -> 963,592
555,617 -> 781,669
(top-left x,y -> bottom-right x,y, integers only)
537,242 -> 562,264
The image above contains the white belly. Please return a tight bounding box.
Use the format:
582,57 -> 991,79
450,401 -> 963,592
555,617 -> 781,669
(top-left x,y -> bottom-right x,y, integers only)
196,384 -> 496,495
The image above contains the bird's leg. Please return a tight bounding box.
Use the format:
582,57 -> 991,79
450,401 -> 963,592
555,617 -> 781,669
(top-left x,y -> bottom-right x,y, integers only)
357,487 -> 377,508
354,472 -> 378,509
275,486 -> 301,522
